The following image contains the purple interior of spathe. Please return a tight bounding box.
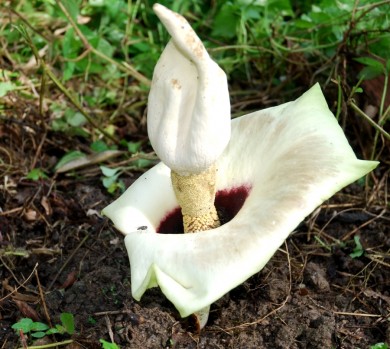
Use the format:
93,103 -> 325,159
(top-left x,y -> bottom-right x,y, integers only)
157,185 -> 251,234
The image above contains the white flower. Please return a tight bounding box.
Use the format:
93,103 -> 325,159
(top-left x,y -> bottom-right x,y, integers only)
103,84 -> 378,318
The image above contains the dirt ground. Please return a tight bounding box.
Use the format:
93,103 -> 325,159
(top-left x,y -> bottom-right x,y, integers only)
1,92 -> 389,349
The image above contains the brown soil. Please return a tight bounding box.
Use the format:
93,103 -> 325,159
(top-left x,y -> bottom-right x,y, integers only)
1,97 -> 389,349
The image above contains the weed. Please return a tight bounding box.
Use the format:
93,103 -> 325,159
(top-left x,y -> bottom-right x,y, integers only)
100,339 -> 120,349
349,235 -> 365,258
26,168 -> 49,181
12,313 -> 75,341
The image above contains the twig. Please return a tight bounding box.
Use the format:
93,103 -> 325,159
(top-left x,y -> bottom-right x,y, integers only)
332,311 -> 383,318
104,314 -> 115,344
366,254 -> 390,268
47,233 -> 90,290
35,269 -> 52,327
341,208 -> 387,241
17,340 -> 73,349
0,263 -> 38,302
348,100 -> 390,141
220,243 -> 292,332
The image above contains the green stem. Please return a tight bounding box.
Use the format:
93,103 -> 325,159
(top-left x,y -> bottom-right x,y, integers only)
18,339 -> 73,349
379,72 -> 388,122
348,101 -> 390,141
335,75 -> 342,120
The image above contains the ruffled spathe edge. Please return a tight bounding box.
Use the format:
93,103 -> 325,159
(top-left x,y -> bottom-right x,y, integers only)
103,83 -> 378,317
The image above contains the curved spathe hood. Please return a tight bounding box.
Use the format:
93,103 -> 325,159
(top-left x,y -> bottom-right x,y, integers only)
103,84 -> 378,317
147,4 -> 230,174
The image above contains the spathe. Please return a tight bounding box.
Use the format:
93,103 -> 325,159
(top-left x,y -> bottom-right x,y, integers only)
147,3 -> 230,174
103,83 -> 378,318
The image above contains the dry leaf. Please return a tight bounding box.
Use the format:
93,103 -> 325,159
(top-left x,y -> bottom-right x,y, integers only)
13,300 -> 40,321
41,196 -> 52,216
24,209 -> 38,221
59,270 -> 78,289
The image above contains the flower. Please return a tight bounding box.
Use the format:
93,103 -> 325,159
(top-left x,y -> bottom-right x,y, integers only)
103,83 -> 378,319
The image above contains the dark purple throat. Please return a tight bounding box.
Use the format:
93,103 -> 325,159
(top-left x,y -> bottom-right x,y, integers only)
157,185 -> 251,234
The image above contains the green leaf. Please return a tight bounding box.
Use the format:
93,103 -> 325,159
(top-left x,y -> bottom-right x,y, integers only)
12,318 -> 34,332
96,37 -> 114,58
65,110 -> 87,127
46,328 -> 60,335
358,65 -> 384,80
294,19 -> 315,29
31,331 -> 47,338
27,168 -> 48,180
0,81 -> 17,97
133,158 -> 153,169
354,57 -> 384,70
89,0 -> 104,6
55,151 -> 86,171
30,322 -> 50,332
100,165 -> 120,177
61,312 -> 75,334
100,339 -> 120,349
63,61 -> 76,81
127,141 -> 141,154
212,4 -> 238,39
88,316 -> 97,325
370,343 -> 389,349
102,174 -> 119,188
62,28 -> 80,58
91,140 -> 110,152
62,0 -> 79,22
350,235 -> 364,258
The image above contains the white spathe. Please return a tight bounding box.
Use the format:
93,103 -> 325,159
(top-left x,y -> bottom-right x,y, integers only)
147,4 -> 231,175
103,83 -> 378,318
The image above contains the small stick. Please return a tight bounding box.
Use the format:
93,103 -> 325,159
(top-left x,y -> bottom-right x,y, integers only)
104,314 -> 115,344
35,268 -> 52,327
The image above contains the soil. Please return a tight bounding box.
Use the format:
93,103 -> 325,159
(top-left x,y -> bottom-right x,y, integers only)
1,96 -> 389,349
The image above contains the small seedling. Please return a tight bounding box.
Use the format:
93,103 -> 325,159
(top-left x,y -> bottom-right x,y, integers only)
26,168 -> 48,180
100,339 -> 120,349
100,165 -> 126,194
349,235 -> 364,258
12,318 -> 50,339
12,313 -> 75,340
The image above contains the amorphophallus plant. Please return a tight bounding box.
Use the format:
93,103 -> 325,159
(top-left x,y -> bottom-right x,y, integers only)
103,4 -> 379,329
